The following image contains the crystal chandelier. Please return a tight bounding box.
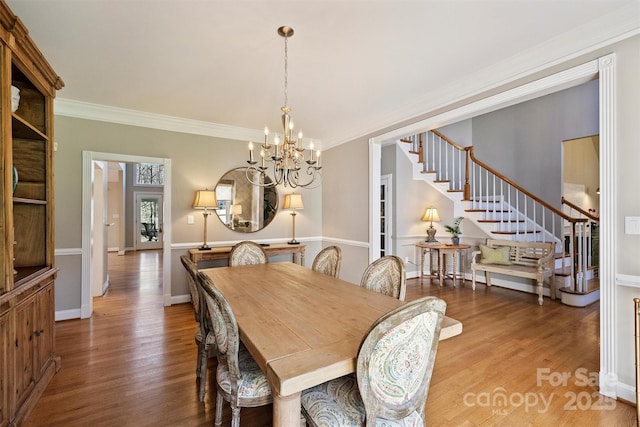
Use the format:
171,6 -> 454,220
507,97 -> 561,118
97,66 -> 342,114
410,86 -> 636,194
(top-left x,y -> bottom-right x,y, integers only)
245,26 -> 321,188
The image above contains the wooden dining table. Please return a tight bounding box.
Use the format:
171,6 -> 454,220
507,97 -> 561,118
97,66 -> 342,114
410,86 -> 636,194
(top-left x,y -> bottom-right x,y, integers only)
201,262 -> 462,427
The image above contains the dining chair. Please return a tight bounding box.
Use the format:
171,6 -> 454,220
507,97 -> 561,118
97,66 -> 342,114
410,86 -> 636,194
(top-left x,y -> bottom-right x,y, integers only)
360,255 -> 407,301
228,240 -> 269,266
311,245 -> 342,278
301,296 -> 447,427
197,271 -> 273,427
180,254 -> 217,402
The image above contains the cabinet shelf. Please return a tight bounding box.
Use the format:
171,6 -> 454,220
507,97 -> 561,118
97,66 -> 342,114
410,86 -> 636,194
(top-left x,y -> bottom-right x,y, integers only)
12,114 -> 47,140
13,197 -> 47,205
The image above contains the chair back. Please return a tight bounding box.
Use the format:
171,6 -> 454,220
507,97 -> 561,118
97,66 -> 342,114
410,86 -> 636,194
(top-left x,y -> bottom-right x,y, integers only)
312,246 -> 342,278
196,271 -> 242,388
180,254 -> 202,323
356,296 -> 446,425
360,255 -> 406,301
228,241 -> 269,266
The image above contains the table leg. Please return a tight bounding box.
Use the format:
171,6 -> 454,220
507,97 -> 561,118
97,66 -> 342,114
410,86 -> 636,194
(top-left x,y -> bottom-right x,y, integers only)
300,247 -> 305,266
420,248 -> 425,285
273,391 -> 302,427
439,250 -> 444,287
452,251 -> 458,287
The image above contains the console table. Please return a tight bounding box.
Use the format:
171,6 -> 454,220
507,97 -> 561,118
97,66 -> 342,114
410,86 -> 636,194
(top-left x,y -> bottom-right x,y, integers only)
189,243 -> 306,266
416,242 -> 470,287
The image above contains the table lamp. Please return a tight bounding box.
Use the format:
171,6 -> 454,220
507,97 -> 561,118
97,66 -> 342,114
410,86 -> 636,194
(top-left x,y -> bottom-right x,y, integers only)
283,193 -> 304,245
422,207 -> 440,243
193,189 -> 218,250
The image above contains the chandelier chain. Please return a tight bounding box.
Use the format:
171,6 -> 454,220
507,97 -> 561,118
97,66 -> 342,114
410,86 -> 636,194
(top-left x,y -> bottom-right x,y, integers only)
283,33 -> 288,108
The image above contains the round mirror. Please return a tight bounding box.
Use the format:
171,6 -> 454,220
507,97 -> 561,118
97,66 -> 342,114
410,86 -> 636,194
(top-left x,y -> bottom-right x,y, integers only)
214,167 -> 278,233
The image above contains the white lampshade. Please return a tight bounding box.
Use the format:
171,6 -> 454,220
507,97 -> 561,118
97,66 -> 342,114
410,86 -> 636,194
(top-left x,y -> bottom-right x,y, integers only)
283,193 -> 304,210
422,207 -> 440,223
193,190 -> 218,209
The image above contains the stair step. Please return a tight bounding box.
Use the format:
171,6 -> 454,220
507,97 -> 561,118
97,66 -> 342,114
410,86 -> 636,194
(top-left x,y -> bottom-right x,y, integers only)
492,230 -> 541,235
465,209 -> 512,213
447,189 -> 463,193
433,180 -> 450,183
558,277 -> 600,294
477,219 -> 524,223
420,170 -> 437,174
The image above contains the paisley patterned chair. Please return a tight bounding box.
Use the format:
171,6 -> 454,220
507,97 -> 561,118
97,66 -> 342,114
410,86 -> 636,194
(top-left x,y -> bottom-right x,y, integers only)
180,254 -> 216,402
312,246 -> 343,278
360,255 -> 407,301
301,296 -> 447,427
228,240 -> 269,266
197,271 -> 273,427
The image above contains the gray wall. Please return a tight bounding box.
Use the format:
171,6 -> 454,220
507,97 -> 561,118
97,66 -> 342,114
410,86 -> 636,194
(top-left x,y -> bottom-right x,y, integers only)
53,116 -> 323,312
471,79 -> 599,208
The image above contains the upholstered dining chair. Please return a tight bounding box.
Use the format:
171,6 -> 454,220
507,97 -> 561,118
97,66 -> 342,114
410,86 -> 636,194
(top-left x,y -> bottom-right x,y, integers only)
311,245 -> 342,278
197,271 -> 273,427
360,255 -> 407,301
180,254 -> 217,402
228,240 -> 269,266
301,296 -> 447,427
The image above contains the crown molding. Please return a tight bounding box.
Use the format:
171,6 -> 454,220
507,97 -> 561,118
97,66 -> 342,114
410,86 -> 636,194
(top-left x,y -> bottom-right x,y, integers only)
54,98 -> 265,142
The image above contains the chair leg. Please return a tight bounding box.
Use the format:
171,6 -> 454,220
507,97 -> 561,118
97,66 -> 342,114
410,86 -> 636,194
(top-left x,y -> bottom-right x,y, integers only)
214,391 -> 224,426
198,346 -> 208,401
231,406 -> 241,427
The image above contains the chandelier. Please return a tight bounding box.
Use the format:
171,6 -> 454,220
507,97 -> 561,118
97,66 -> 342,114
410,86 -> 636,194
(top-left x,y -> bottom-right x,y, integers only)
245,26 -> 321,188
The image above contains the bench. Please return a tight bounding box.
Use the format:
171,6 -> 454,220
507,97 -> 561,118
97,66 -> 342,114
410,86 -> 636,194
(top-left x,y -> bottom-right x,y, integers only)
471,239 -> 555,305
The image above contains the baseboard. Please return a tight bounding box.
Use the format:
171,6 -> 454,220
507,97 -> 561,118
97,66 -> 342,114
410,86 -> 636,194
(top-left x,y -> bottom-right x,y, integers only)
56,308 -> 82,321
168,294 -> 191,306
616,380 -> 636,403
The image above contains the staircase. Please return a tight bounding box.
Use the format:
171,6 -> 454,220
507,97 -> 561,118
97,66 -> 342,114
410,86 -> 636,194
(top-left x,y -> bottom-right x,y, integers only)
399,130 -> 599,307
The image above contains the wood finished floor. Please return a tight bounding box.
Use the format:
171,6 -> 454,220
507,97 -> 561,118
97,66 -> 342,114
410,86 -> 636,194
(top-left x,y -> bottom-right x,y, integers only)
23,250 -> 637,426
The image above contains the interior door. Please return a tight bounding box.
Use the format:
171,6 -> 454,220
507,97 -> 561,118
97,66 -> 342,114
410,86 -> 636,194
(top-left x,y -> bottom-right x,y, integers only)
91,161 -> 109,296
135,192 -> 163,250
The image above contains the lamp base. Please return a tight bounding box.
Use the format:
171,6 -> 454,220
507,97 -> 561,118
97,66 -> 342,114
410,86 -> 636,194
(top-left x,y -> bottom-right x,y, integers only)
287,240 -> 301,245
425,226 -> 438,243
198,245 -> 211,251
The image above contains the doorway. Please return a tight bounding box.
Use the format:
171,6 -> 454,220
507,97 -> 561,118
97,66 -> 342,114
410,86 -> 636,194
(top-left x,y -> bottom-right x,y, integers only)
81,151 -> 172,319
135,192 -> 164,250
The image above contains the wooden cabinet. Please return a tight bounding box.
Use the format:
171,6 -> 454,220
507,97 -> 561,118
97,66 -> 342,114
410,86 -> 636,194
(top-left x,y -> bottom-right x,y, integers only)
0,0 -> 64,425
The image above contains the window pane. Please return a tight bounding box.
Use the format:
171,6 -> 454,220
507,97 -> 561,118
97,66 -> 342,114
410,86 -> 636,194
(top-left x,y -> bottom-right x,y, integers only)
136,163 -> 164,185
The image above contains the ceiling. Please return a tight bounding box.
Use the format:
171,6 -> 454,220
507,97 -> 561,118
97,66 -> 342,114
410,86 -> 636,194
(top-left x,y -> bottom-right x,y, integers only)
7,0 -> 640,148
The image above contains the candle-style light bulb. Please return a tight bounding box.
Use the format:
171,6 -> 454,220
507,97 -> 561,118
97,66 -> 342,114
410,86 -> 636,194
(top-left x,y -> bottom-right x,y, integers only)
317,151 -> 321,167
298,130 -> 303,148
248,142 -> 254,162
264,126 -> 269,145
310,142 -> 315,162
261,149 -> 265,167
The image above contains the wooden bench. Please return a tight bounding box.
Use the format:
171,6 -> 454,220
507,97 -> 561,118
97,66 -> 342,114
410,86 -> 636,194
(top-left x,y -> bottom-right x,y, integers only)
471,239 -> 555,305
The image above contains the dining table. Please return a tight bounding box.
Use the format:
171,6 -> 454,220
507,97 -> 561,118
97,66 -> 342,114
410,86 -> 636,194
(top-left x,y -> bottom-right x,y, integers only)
201,262 -> 462,427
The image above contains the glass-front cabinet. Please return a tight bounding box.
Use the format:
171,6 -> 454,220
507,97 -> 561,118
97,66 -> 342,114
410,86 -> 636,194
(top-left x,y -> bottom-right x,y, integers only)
0,2 -> 64,425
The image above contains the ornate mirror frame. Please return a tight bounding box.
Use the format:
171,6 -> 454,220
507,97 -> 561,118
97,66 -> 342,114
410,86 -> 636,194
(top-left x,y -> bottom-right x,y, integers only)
214,167 -> 278,233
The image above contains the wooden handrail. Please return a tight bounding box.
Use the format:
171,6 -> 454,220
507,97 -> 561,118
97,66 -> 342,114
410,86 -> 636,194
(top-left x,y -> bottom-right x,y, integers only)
466,145 -> 587,224
561,197 -> 599,221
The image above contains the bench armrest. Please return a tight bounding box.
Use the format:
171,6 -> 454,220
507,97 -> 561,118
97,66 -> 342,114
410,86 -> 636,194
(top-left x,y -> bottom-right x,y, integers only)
536,248 -> 555,268
471,250 -> 481,264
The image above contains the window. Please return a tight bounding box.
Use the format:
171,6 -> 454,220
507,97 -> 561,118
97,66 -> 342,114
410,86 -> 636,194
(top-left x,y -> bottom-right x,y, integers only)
135,163 -> 164,186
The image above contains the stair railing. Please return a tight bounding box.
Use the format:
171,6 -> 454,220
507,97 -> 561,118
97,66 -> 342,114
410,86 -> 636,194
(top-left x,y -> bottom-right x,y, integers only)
402,130 -> 592,293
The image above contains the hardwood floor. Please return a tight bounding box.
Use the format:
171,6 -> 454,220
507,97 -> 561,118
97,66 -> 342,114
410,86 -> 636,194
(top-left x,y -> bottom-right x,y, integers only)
23,251 -> 637,426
